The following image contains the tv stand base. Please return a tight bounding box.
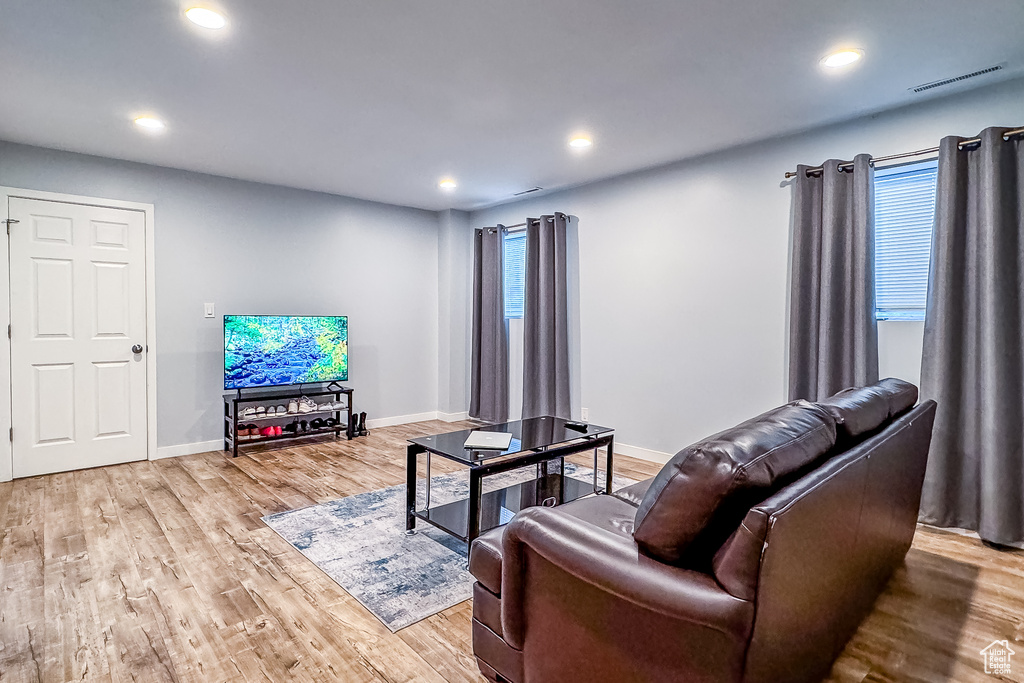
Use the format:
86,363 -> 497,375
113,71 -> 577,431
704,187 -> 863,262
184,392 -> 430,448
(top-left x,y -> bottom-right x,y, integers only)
223,386 -> 355,457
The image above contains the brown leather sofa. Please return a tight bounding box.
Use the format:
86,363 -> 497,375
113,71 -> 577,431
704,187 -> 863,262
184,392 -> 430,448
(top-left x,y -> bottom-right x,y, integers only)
468,379 -> 936,683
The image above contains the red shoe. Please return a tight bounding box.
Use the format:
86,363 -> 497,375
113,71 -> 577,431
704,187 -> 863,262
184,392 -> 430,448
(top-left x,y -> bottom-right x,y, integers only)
274,425 -> 283,436
260,426 -> 275,438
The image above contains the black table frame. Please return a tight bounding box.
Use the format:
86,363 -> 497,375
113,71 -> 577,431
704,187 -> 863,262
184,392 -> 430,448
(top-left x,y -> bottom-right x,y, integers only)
406,430 -> 614,544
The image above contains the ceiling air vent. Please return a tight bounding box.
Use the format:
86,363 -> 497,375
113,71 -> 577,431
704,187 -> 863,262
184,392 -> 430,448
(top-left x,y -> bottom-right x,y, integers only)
911,64 -> 1004,93
512,187 -> 543,196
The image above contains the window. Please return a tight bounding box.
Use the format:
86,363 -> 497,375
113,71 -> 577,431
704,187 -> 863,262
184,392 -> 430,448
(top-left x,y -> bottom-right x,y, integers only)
874,159 -> 937,321
503,231 -> 526,318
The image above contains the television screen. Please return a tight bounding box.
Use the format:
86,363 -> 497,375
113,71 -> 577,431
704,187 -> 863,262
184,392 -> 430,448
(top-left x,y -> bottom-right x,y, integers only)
224,315 -> 348,389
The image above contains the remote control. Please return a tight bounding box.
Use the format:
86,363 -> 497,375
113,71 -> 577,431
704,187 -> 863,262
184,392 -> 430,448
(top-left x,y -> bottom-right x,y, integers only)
565,420 -> 589,432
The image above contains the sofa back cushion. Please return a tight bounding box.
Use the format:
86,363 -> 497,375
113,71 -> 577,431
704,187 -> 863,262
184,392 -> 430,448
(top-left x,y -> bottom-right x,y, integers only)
817,378 -> 919,440
632,401 -> 837,564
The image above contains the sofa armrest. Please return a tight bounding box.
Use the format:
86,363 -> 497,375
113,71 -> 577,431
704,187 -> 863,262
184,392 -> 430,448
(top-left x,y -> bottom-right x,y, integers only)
500,505 -> 753,649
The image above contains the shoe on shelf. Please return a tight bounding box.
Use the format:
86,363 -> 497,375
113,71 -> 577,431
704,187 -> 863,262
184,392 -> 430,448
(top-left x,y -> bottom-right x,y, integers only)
324,418 -> 337,428
299,420 -> 309,432
241,406 -> 257,418
274,405 -> 286,415
298,397 -> 317,413
255,406 -> 267,417
310,418 -> 325,430
287,399 -> 299,414
318,402 -> 334,411
284,421 -> 299,433
274,425 -> 283,436
237,426 -> 250,439
260,426 -> 275,438
331,401 -> 346,411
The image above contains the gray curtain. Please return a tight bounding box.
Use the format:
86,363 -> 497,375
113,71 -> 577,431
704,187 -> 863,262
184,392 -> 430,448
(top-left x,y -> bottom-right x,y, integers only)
469,226 -> 509,422
788,154 -> 879,401
522,213 -> 571,419
919,127 -> 1024,547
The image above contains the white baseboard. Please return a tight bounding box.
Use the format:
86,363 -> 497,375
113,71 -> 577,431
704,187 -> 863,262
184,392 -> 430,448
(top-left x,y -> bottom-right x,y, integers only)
365,411 -> 439,429
437,411 -> 469,422
614,442 -> 672,464
154,439 -> 223,460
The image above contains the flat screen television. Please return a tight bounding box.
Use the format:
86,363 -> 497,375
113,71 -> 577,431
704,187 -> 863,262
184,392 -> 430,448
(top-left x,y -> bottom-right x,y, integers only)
224,315 -> 348,390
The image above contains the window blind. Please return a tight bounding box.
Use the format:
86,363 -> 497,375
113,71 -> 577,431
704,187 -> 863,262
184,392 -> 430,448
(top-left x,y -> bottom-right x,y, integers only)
503,232 -> 526,318
874,161 -> 937,321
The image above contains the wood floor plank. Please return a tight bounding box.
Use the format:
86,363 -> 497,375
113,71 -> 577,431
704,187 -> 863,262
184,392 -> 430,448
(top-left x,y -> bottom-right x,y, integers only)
75,466 -> 186,683
41,472 -> 110,682
152,460 -> 370,682
169,457 -> 449,683
0,476 -> 47,682
1,420 -> 1021,682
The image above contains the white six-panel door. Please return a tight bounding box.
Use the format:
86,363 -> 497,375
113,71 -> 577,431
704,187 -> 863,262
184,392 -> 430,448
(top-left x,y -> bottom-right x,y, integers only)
9,197 -> 148,477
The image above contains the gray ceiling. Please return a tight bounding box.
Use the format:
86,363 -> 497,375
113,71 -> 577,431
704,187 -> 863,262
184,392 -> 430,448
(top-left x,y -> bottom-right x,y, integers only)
2,1 -> 1023,211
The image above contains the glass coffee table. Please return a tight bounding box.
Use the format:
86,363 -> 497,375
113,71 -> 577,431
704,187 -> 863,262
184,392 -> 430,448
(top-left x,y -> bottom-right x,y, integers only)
406,416 -> 614,543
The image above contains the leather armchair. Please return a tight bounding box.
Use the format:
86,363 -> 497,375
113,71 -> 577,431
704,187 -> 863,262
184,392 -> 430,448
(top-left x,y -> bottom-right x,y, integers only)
469,380 -> 937,683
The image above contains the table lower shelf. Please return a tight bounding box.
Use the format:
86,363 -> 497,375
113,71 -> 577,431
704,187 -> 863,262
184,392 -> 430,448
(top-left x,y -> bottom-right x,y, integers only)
412,473 -> 599,542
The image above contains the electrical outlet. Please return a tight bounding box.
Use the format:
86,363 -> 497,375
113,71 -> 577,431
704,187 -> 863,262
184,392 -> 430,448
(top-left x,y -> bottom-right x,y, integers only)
204,303 -> 215,318
581,407 -> 589,421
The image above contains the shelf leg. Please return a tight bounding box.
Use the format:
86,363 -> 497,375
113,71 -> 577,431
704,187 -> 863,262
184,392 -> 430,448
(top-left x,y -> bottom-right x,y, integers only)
406,444 -> 419,534
425,452 -> 432,510
605,436 -> 614,495
468,468 -> 482,544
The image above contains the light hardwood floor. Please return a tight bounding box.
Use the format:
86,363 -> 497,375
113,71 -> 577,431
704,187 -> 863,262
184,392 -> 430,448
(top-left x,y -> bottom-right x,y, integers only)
0,420 -> 1021,682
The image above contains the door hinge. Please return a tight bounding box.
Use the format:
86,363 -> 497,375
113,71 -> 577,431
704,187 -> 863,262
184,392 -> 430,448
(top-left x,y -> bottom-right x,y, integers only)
6,324 -> 9,339
8,428 -> 12,443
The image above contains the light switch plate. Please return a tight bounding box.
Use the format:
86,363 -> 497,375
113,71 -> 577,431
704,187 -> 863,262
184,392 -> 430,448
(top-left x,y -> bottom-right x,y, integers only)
204,303 -> 215,318
581,407 -> 589,421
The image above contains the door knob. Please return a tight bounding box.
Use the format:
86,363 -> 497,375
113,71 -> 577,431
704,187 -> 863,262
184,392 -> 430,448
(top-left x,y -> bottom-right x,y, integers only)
132,344 -> 144,354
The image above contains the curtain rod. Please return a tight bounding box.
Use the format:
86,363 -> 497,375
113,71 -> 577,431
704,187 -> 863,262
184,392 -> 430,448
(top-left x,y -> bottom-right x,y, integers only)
784,126 -> 1024,179
482,214 -> 569,234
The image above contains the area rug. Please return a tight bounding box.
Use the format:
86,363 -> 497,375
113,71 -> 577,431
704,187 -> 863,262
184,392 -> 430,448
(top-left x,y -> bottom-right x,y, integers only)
262,462 -> 636,631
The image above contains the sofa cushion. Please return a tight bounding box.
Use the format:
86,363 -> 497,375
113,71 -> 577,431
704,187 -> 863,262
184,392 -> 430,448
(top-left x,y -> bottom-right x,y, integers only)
877,377 -> 918,417
558,493 -> 640,537
612,479 -> 654,507
817,378 -> 918,439
470,525 -> 506,595
473,582 -> 504,637
817,387 -> 890,439
633,401 -> 837,564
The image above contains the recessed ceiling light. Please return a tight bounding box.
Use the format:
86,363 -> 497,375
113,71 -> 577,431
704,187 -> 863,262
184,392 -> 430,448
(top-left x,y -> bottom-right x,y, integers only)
568,136 -> 593,148
821,49 -> 863,69
134,116 -> 166,131
439,179 -> 457,190
185,7 -> 227,29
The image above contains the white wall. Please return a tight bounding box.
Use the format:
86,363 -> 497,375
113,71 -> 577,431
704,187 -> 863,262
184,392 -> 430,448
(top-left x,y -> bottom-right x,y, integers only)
3,75 -> 1021,462
0,141 -> 440,450
436,209 -> 472,418
467,76 -> 1024,456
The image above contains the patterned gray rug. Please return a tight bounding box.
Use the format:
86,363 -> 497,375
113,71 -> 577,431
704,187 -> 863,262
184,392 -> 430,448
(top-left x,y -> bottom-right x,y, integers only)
263,462 -> 636,631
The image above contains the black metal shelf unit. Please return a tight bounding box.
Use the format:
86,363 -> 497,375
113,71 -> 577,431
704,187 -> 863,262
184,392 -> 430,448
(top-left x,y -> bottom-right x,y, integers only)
223,385 -> 353,457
